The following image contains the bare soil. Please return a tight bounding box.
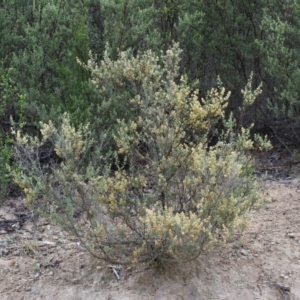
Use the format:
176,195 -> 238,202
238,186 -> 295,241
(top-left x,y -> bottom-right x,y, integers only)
1,153 -> 300,299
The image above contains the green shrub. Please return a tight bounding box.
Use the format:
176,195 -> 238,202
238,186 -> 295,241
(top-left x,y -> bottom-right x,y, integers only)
0,135 -> 13,204
256,0 -> 300,143
11,45 -> 270,266
0,65 -> 26,204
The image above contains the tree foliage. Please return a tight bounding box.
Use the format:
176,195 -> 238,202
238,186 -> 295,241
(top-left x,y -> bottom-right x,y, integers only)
257,0 -> 300,142
0,0 -> 101,193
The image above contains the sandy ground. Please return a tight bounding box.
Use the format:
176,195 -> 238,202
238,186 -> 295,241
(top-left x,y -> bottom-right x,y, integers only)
1,177 -> 300,300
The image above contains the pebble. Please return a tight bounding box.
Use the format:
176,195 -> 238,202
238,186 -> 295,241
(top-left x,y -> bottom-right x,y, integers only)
0,258 -> 16,268
287,233 -> 295,238
240,249 -> 248,256
0,249 -> 10,256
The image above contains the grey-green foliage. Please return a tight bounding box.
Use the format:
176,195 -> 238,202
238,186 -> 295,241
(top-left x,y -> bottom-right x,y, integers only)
257,0 -> 300,141
0,0 -> 103,128
0,135 -> 12,203
180,1 -> 263,93
0,64 -> 26,201
0,0 -> 103,198
87,0 -> 105,59
99,0 -> 264,119
99,0 -> 300,143
99,0 -> 162,58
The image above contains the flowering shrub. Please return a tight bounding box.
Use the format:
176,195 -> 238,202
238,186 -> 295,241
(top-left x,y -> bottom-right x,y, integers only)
11,45 -> 270,266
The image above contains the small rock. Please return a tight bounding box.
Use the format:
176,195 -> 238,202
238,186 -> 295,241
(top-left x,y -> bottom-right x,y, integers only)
0,258 -> 16,268
9,260 -> 16,267
38,241 -> 56,247
0,249 -> 10,256
48,271 -> 53,276
287,233 -> 295,238
72,278 -> 80,284
240,249 -> 248,256
25,287 -> 32,291
280,274 -> 289,279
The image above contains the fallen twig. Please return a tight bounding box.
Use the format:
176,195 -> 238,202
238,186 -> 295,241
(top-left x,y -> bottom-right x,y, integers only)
108,265 -> 121,280
265,281 -> 291,300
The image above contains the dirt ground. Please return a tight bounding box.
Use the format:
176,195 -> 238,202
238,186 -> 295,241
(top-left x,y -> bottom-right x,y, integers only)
1,155 -> 300,299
